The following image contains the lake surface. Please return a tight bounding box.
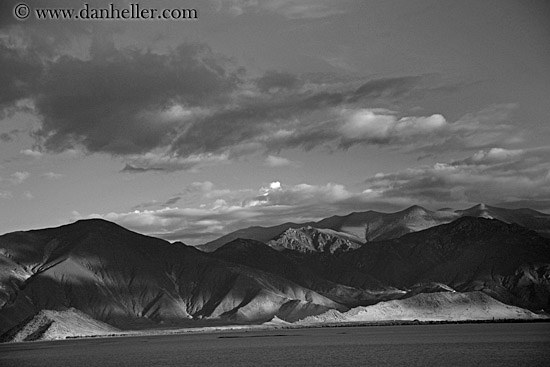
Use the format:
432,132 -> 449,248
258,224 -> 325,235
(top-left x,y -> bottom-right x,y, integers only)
1,323 -> 549,366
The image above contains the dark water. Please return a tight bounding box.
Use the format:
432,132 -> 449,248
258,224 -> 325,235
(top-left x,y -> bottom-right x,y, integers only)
1,323 -> 549,367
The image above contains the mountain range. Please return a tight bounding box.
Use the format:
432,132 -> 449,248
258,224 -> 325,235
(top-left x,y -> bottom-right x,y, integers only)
1,204 -> 549,341
198,204 -> 550,252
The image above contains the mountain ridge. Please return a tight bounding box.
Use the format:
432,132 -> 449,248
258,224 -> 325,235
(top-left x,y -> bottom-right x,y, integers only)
1,212 -> 549,341
0,219 -> 346,336
199,204 -> 550,252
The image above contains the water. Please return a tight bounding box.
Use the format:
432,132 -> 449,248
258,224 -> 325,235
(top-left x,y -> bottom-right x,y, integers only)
1,323 -> 549,366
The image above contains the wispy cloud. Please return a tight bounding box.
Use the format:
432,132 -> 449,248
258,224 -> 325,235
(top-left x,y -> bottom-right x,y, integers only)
0,171 -> 30,190
264,155 -> 299,167
122,152 -> 229,173
0,190 -> 12,199
213,0 -> 348,19
41,172 -> 64,180
9,171 -> 30,185
365,146 -> 550,205
20,149 -> 43,158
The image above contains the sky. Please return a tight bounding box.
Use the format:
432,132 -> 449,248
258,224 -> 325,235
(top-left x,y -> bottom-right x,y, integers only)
1,0 -> 549,245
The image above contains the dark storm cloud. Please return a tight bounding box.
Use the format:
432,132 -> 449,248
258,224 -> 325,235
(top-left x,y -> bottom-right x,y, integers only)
0,44 -> 42,111
1,37 -> 245,157
32,43 -> 240,155
0,26 -> 437,164
1,29 -> 512,170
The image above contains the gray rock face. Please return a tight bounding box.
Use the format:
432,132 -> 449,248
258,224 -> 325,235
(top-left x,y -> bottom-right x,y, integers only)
268,226 -> 363,254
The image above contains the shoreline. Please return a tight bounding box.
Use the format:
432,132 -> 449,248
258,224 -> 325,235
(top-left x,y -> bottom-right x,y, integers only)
4,317 -> 548,345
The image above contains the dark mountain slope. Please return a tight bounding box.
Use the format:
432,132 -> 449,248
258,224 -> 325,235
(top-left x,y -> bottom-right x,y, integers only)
456,203 -> 550,238
212,239 -> 402,308
335,217 -> 550,311
0,219 -> 344,336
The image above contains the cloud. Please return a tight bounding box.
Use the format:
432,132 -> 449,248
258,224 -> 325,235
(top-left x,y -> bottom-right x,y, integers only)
1,0 -> 117,57
255,71 -> 301,93
30,43 -> 240,155
365,146 -> 550,206
121,152 -> 229,173
0,43 -> 42,112
0,190 -> 13,199
213,0 -> 348,19
10,171 -> 30,184
349,76 -> 424,102
0,171 -> 30,186
338,104 -> 522,152
338,109 -> 447,146
166,75 -> 445,158
442,103 -> 523,150
79,147 -> 550,245
243,181 -> 355,208
0,190 -> 12,199
41,172 -> 64,180
0,27 -> 526,171
0,129 -> 22,142
264,155 -> 298,167
163,196 -> 181,206
461,147 -> 524,165
20,149 -> 43,158
169,83 -> 523,160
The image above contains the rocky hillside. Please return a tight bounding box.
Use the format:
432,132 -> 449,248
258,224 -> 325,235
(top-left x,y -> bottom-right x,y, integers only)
267,226 -> 363,253
298,291 -> 543,324
0,219 -> 345,336
327,217 -> 550,312
1,215 -> 549,341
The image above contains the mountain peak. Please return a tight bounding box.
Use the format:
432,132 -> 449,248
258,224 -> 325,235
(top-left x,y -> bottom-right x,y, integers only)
470,203 -> 491,211
403,205 -> 428,214
458,203 -> 495,219
268,226 -> 362,254
53,218 -> 131,235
